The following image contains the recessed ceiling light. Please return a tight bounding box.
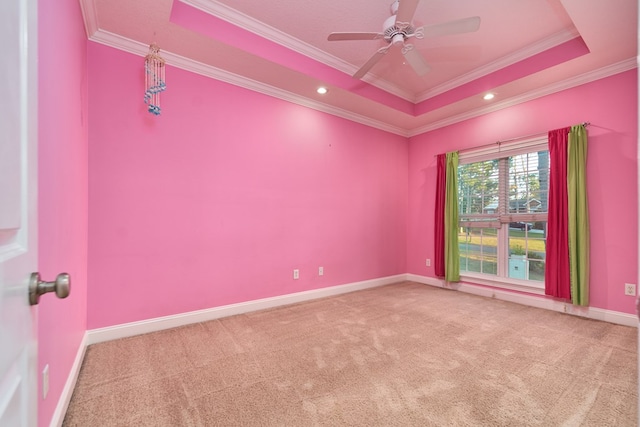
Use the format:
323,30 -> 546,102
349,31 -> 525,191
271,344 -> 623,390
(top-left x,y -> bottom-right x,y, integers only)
317,87 -> 328,95
483,93 -> 495,100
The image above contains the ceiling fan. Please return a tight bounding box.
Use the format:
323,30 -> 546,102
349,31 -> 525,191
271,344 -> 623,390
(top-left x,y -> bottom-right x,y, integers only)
327,0 -> 481,79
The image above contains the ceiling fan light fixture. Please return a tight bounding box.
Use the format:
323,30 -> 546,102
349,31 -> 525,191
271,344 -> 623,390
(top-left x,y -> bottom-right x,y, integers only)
391,33 -> 405,45
483,93 -> 495,100
317,87 -> 328,95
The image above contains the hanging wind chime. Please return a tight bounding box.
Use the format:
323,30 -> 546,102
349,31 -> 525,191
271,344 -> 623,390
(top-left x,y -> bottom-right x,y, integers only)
144,44 -> 166,115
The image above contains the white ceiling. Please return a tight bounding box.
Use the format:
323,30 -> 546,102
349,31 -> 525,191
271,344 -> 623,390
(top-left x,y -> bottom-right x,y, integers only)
81,0 -> 637,136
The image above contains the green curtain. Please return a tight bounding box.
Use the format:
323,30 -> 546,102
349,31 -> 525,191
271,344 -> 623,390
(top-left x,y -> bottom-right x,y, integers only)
567,125 -> 589,305
444,152 -> 460,282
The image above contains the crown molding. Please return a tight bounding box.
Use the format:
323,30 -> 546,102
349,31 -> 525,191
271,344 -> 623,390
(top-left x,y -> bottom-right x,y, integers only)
415,28 -> 581,103
178,0 -> 416,102
176,1 -> 593,107
88,29 -> 408,137
84,20 -> 634,140
179,0 -> 346,69
408,57 -> 637,136
78,0 -> 99,38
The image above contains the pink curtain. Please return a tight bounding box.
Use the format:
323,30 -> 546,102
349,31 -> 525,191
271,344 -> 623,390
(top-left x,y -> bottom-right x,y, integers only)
545,127 -> 571,299
434,154 -> 446,277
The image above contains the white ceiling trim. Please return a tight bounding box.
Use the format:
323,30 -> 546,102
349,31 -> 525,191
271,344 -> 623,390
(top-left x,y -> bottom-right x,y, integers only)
178,0 -> 348,68
78,2 -> 636,140
86,29 -> 635,139
178,0 -> 583,107
87,29 -> 409,137
79,0 -> 99,38
179,0 -> 417,102
408,57 -> 637,137
179,0 -> 344,67
415,28 -> 581,103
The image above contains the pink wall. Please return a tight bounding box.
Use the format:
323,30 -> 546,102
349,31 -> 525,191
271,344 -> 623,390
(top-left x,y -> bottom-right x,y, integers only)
37,0 -> 88,426
87,42 -> 637,328
408,70 -> 638,314
86,43 -> 408,329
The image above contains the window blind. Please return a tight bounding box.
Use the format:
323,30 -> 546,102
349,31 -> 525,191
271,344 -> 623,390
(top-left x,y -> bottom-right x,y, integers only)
458,137 -> 549,229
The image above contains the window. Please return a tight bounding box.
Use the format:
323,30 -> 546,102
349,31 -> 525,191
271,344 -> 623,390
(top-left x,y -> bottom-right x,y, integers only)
457,138 -> 549,289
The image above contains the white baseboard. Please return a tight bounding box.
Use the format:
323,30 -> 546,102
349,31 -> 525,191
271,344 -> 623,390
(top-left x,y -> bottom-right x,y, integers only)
86,274 -> 407,344
406,273 -> 638,328
87,273 -> 638,345
50,332 -> 87,427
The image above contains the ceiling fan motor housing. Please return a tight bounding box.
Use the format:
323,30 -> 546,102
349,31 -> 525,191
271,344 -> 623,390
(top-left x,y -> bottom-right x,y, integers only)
383,14 -> 414,45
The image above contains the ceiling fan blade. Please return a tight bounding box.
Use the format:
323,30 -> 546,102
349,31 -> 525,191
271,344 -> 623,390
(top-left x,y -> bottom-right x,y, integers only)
419,16 -> 481,39
402,46 -> 431,76
395,0 -> 420,26
328,32 -> 384,41
353,47 -> 389,79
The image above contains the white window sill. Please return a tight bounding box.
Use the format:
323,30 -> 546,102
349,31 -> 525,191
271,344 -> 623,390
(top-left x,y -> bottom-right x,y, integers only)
459,273 -> 546,296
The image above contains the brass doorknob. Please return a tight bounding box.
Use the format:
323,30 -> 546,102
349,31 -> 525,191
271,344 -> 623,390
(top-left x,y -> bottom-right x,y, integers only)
29,272 -> 70,305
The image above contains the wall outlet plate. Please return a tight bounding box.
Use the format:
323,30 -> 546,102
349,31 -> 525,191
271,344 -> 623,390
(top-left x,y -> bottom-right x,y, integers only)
293,269 -> 299,280
624,283 -> 636,296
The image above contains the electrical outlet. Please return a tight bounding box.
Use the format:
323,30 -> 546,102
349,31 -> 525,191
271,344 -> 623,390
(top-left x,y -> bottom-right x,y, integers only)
293,269 -> 299,280
318,267 -> 324,276
425,259 -> 431,267
42,364 -> 49,399
624,283 -> 636,296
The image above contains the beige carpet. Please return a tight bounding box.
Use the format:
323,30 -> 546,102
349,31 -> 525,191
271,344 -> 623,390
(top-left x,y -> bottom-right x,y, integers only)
63,281 -> 637,426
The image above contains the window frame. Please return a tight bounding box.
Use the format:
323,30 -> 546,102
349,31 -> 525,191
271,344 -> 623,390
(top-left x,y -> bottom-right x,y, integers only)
457,136 -> 548,294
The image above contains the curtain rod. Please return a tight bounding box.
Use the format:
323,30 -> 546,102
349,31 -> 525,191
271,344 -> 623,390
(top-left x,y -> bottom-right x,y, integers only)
435,122 -> 590,157
496,122 -> 590,145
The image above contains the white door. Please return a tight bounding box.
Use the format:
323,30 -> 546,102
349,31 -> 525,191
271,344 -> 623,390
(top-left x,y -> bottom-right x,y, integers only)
0,0 -> 39,425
